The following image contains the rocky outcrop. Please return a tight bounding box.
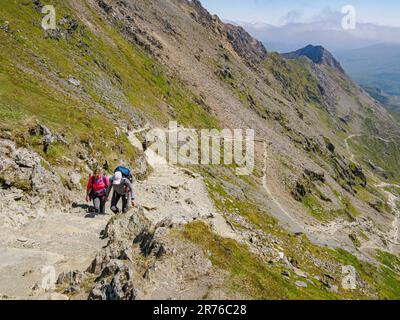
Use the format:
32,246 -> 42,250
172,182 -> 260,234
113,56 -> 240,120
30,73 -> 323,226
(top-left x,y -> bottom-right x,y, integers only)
57,271 -> 86,295
94,0 -> 267,67
183,0 -> 267,67
63,205 -> 227,300
39,11 -> 79,41
85,208 -> 154,300
29,124 -> 68,154
224,23 -> 267,66
0,139 -> 69,227
89,260 -> 137,300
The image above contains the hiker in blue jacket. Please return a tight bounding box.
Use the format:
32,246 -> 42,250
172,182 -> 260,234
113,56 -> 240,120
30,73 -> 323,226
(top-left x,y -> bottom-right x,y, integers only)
106,170 -> 136,214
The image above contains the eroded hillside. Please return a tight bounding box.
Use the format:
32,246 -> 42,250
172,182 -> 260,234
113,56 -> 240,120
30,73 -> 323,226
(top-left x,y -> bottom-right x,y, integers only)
1,0 -> 400,299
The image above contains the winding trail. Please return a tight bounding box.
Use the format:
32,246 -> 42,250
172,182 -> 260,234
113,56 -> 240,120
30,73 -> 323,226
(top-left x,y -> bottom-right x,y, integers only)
344,134 -> 363,164
376,183 -> 400,248
128,129 -> 239,241
260,132 -> 400,254
261,142 -> 302,231
260,142 -> 344,248
131,127 -> 400,255
345,134 -> 400,249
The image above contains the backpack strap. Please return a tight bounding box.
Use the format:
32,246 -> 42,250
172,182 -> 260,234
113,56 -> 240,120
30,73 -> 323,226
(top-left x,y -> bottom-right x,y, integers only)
102,175 -> 108,188
89,176 -> 95,189
88,176 -> 95,200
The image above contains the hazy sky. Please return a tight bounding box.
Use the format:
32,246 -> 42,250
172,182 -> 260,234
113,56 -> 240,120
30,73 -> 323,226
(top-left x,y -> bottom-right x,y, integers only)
200,0 -> 400,27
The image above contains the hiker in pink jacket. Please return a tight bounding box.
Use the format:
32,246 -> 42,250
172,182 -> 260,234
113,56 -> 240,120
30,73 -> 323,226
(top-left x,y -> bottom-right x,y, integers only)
86,167 -> 110,215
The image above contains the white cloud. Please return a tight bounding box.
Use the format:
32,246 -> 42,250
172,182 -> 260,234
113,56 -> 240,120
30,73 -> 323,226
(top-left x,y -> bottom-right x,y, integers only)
239,8 -> 400,53
280,10 -> 304,25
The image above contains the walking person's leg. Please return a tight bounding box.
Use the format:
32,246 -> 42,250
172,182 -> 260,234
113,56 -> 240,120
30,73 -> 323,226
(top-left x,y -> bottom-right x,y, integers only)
100,196 -> 106,214
122,193 -> 130,214
93,197 -> 101,214
110,192 -> 121,214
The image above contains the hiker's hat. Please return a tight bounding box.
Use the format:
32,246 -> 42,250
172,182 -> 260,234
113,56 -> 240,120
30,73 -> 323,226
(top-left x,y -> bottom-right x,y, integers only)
113,171 -> 123,185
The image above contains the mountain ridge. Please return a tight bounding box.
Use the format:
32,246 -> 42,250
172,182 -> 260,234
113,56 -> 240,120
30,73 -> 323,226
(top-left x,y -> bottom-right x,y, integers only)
283,44 -> 345,73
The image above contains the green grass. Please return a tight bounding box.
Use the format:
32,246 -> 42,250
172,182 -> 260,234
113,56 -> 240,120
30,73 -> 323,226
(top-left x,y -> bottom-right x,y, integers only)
195,166 -> 400,299
0,0 -> 219,172
331,249 -> 400,300
348,134 -> 400,183
299,188 -> 359,222
182,221 -> 340,300
182,220 -> 400,299
262,53 -> 323,106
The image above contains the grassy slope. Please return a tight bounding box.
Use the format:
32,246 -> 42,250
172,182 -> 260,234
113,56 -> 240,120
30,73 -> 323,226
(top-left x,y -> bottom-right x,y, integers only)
122,8 -> 400,298
0,0 -> 218,169
185,45 -> 400,297
262,53 -> 324,106
349,135 -> 400,183
182,220 -> 400,299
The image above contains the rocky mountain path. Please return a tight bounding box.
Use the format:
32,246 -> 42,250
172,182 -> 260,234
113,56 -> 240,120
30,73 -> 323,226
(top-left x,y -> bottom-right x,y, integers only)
0,127 -> 239,300
2,130 -> 399,299
128,130 -> 239,240
376,183 -> 400,250
0,207 -> 109,299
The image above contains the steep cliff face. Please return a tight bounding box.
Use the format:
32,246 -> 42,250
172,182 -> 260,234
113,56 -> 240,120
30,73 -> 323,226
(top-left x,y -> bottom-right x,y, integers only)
1,0 -> 400,300
183,0 -> 267,66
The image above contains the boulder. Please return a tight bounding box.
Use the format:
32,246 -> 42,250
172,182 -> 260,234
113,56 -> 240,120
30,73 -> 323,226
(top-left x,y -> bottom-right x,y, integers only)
57,270 -> 85,294
295,281 -> 308,288
68,172 -> 82,190
15,149 -> 40,168
0,139 -> 68,227
88,261 -> 136,301
304,169 -> 325,183
68,78 -> 81,87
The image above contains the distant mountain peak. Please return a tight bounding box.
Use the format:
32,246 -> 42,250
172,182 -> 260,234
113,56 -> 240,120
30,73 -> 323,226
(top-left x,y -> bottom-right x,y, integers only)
283,45 -> 345,73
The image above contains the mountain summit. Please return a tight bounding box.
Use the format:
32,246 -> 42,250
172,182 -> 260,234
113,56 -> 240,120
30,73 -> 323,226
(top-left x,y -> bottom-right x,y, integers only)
283,45 -> 345,73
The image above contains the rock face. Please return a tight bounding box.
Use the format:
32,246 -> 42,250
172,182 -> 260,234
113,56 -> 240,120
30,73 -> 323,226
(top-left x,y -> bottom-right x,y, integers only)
89,260 -> 137,300
0,139 -> 68,227
29,124 -> 68,154
72,207 -> 234,300
86,209 -> 171,300
283,45 -> 345,73
85,208 -> 155,300
185,0 -> 267,67
225,24 -> 268,66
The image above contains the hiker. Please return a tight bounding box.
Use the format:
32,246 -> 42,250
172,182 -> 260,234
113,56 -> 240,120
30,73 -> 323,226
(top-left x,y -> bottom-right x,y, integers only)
86,168 -> 109,215
106,170 -> 136,214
